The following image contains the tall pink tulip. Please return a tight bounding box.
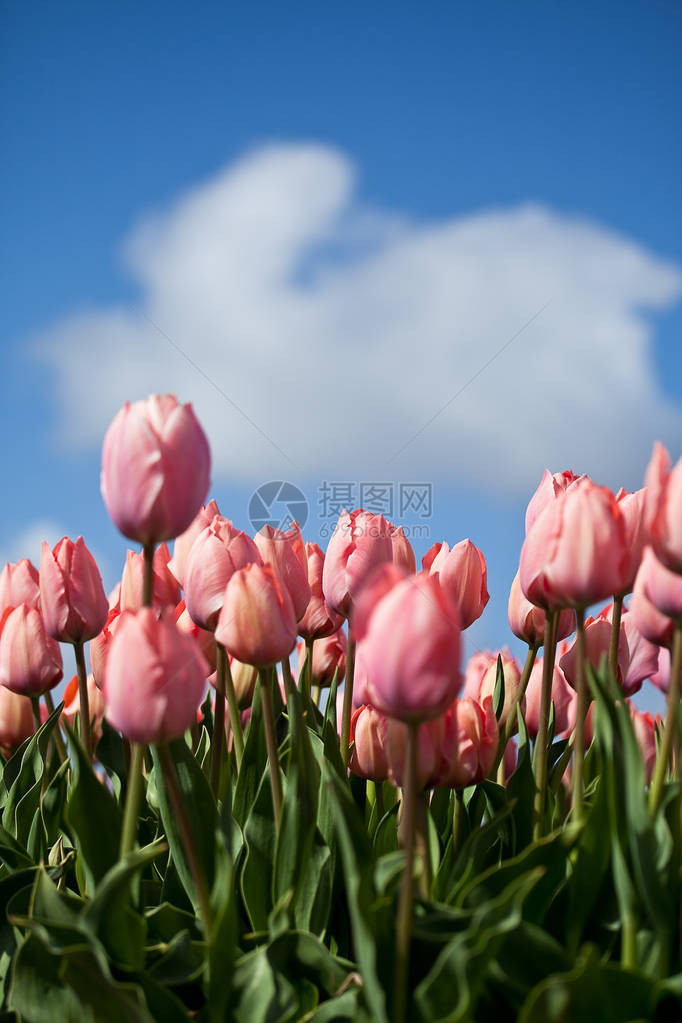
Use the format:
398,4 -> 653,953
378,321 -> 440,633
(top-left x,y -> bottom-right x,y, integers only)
0,560 -> 40,612
469,648 -> 523,729
184,517 -> 262,631
120,543 -> 182,612
423,539 -> 489,630
349,705 -> 390,782
297,628 -> 346,687
0,685 -> 35,755
358,573 -> 462,722
103,608 -> 208,744
216,562 -> 297,667
614,487 -> 648,593
39,537 -> 109,644
168,499 -> 220,586
175,600 -> 217,674
322,510 -> 394,618
525,469 -> 584,534
390,525 -> 416,574
254,522 -> 310,622
438,697 -> 498,789
0,605 -> 63,696
644,442 -> 682,575
101,393 -> 211,544
297,542 -> 344,640
507,571 -> 574,647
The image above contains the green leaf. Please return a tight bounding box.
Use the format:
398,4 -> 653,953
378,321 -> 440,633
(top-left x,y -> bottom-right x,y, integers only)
65,726 -> 122,895
1,702 -> 62,851
492,655 -> 506,722
232,680 -> 268,830
240,769 -> 276,932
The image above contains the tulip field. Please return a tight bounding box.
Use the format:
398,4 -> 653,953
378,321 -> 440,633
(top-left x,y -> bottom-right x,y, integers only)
1,395 -> 682,1022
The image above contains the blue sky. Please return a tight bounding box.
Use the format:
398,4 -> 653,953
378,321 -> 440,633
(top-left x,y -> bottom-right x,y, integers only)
2,1 -> 681,707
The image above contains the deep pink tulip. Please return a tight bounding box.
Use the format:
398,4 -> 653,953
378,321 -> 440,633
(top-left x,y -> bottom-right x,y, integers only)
168,499 -> 220,586
614,487 -> 648,593
175,600 -> 217,674
525,469 -> 584,534
0,605 -> 63,696
216,562 -> 298,667
0,685 -> 35,755
390,525 -> 416,574
119,543 -> 182,613
629,702 -> 658,784
63,672 -> 106,748
385,714 -> 447,789
297,628 -> 347,687
39,537 -> 109,644
523,646 -> 574,739
322,509 -> 394,618
90,608 -> 121,689
101,393 -> 211,544
103,607 -> 208,744
184,516 -> 262,631
0,560 -> 40,612
644,442 -> 682,575
519,478 -> 630,610
438,697 -> 498,788
349,705 -> 390,782
423,539 -> 489,629
298,542 -> 344,640
630,549 -> 676,647
254,521 -> 311,622
507,571 -> 575,647
358,573 -> 462,722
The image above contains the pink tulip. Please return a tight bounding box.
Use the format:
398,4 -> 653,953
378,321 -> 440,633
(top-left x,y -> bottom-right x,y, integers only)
349,705 -> 390,782
352,563 -> 406,642
478,649 -> 523,728
322,509 -> 394,617
108,582 -> 121,611
168,499 -> 220,586
0,685 -> 35,755
614,487 -> 648,593
254,521 -> 311,622
644,442 -> 682,575
507,571 -> 575,647
297,628 -> 347,687
390,525 -> 416,574
297,542 -> 344,640
119,543 -> 182,613
525,469 -> 584,534
229,656 -> 259,708
565,696 -> 595,747
385,714 -> 447,789
523,647 -> 574,739
0,605 -> 63,696
90,608 -> 121,689
39,537 -> 109,644
63,672 -> 105,748
357,573 -> 462,722
634,546 -> 682,625
519,478 -> 630,610
216,562 -> 298,667
184,517 -> 262,631
103,607 -> 208,744
629,702 -> 658,783
174,600 -> 217,674
650,647 -> 670,694
438,697 -> 499,788
423,539 -> 489,629
0,560 -> 40,612
101,393 -> 211,544
630,549 -> 676,647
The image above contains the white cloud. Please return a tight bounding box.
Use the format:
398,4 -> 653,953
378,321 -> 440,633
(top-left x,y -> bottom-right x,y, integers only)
32,142 -> 682,495
0,520 -> 69,570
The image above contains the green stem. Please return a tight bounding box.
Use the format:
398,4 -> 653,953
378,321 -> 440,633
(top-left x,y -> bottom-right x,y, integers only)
375,781 -> 385,821
609,594 -> 624,678
157,742 -> 212,939
452,788 -> 464,853
142,540 -> 155,607
30,697 -> 41,732
415,791 -> 431,899
495,642 -> 538,776
43,690 -> 68,763
304,638 -> 314,696
649,622 -> 682,816
281,657 -> 294,699
621,911 -> 637,970
210,647 -> 227,798
572,606 -> 588,825
222,646 -> 244,770
394,721 -> 418,1023
120,743 -> 146,857
259,667 -> 283,825
312,685 -> 321,707
74,640 -> 92,761
340,635 -> 356,768
533,613 -> 558,839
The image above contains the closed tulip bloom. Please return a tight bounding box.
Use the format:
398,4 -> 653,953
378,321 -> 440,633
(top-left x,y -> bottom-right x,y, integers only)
0,685 -> 35,756
168,499 -> 220,586
349,705 -> 390,782
63,673 -> 105,748
519,478 -> 630,610
119,543 -> 182,613
630,549 -> 676,647
175,601 -> 217,674
634,546 -> 682,624
0,605 -> 63,696
229,656 -> 259,708
507,571 -> 575,647
525,469 -> 584,534
560,612 -> 632,691
386,714 -> 447,789
254,522 -> 311,622
650,647 -> 670,694
90,608 -> 121,689
101,393 -> 211,544
322,510 -> 394,617
358,574 -> 462,722
39,537 -> 109,644
352,563 -> 406,643
390,525 -> 416,574
615,487 -> 648,593
103,608 -> 208,744
297,628 -> 347,687
438,697 -> 498,789
629,703 -> 658,783
645,442 -> 682,575
217,562 -> 297,667
298,542 -> 344,640
524,649 -> 574,739
0,559 -> 40,612
185,517 -> 262,631
478,649 -> 523,728
423,539 -> 489,629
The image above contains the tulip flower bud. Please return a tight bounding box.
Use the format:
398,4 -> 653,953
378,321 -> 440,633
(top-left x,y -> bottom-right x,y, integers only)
0,559 -> 40,612
519,478 -> 630,610
185,517 -> 262,631
217,562 -> 298,667
644,442 -> 682,575
103,608 -> 208,744
322,510 -> 394,617
39,536 -> 109,645
297,542 -> 344,640
438,697 -> 498,788
119,543 -> 181,613
0,605 -> 63,696
390,525 -> 416,574
523,648 -> 574,739
254,521 -> 311,622
168,499 -> 220,586
349,705 -> 390,782
525,469 -> 584,534
63,672 -> 105,748
0,685 -> 35,756
478,649 -> 523,728
357,573 -> 462,722
628,702 -> 658,784
385,714 -> 447,789
175,600 -> 217,674
507,571 -> 575,647
101,393 -> 211,544
297,628 -> 347,688
423,539 -> 489,629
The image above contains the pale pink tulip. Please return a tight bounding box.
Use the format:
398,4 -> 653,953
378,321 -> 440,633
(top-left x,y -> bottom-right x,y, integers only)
217,562 -> 298,667
438,697 -> 498,788
39,537 -> 109,644
0,685 -> 35,755
168,499 -> 220,586
423,539 -> 489,629
507,571 -> 574,647
119,543 -> 181,613
297,628 -> 347,688
349,705 -> 390,782
0,560 -> 40,612
644,442 -> 682,575
525,469 -> 584,533
254,521 -> 310,622
0,605 -> 63,696
184,517 -> 261,631
322,509 -> 394,617
297,542 -> 344,640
